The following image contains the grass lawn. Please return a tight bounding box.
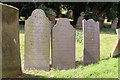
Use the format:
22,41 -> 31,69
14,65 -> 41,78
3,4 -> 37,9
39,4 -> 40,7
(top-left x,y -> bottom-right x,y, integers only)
19,28 -> 119,78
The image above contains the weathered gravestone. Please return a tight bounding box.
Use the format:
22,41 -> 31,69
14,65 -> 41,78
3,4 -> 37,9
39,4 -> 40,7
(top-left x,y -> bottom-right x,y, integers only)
0,3 -> 22,77
83,19 -> 100,65
48,9 -> 56,27
111,17 -> 118,29
52,18 -> 75,70
67,10 -> 73,19
111,39 -> 120,57
24,9 -> 51,71
76,12 -> 85,29
111,29 -> 120,57
116,29 -> 120,39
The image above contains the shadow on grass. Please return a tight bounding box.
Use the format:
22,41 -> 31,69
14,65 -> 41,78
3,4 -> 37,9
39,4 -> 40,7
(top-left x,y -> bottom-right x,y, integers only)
113,54 -> 120,58
75,61 -> 83,68
21,73 -> 46,78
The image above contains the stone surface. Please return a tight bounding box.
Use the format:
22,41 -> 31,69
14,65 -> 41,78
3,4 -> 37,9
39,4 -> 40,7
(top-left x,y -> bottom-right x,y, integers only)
0,4 -> 2,79
24,9 -> 51,71
83,19 -> 100,65
52,18 -> 75,70
111,17 -> 118,29
111,29 -> 120,57
1,3 -> 22,77
116,29 -> 120,39
111,39 -> 120,57
117,29 -> 120,39
48,9 -> 56,27
67,10 -> 73,19
76,12 -> 85,29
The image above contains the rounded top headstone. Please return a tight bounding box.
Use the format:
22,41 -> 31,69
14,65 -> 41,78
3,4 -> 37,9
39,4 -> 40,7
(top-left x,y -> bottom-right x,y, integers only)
48,9 -> 56,17
57,18 -> 70,25
0,3 -> 18,10
31,9 -> 46,18
80,12 -> 85,17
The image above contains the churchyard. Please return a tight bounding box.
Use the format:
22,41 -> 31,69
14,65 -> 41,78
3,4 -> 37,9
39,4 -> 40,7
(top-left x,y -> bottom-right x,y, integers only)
19,28 -> 118,78
0,2 -> 120,79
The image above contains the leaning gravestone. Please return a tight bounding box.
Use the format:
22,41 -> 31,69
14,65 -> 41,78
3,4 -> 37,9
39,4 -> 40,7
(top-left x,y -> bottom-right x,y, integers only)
52,18 -> 75,70
0,3 -> 22,77
117,29 -> 120,39
116,28 -> 120,39
24,9 -> 51,71
111,28 -> 120,57
83,19 -> 100,65
111,39 -> 120,57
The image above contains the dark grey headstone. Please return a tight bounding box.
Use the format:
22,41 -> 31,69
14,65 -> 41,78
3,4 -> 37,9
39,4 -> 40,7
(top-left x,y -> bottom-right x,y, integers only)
0,3 -> 22,77
83,19 -> 100,65
52,18 -> 75,70
24,9 -> 51,71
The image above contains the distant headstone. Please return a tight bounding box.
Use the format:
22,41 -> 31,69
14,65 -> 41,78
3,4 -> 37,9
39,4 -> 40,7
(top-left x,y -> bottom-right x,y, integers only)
116,29 -> 120,39
48,9 -> 56,27
76,12 -> 85,29
24,9 -> 51,71
0,3 -> 22,77
117,29 -> 120,39
111,17 -> 118,29
83,19 -> 100,65
52,18 -> 75,70
67,10 -> 73,19
111,28 -> 120,57
111,39 -> 120,57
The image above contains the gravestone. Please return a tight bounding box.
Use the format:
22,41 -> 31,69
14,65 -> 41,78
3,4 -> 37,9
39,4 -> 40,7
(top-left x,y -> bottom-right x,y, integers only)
83,19 -> 100,65
0,3 -> 22,77
48,9 -> 56,27
117,29 -> 120,39
0,4 -> 2,79
111,39 -> 120,57
67,10 -> 73,19
111,28 -> 120,57
116,29 -> 120,39
111,17 -> 118,29
24,9 -> 51,71
52,18 -> 75,70
76,12 -> 85,29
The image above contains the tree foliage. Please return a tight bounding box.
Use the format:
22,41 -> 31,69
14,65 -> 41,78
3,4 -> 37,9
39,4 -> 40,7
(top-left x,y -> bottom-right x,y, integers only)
3,2 -> 119,23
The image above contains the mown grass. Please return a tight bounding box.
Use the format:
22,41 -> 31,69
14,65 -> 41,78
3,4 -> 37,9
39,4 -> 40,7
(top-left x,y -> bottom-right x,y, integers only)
19,28 -> 119,78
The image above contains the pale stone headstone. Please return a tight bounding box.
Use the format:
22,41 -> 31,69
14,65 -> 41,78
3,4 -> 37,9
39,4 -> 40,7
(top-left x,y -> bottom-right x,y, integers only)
0,3 -> 22,77
116,29 -> 120,39
111,39 -> 120,57
111,17 -> 118,29
117,29 -> 120,39
111,28 -> 120,57
24,9 -> 51,71
83,19 -> 100,65
52,18 -> 75,70
76,12 -> 85,29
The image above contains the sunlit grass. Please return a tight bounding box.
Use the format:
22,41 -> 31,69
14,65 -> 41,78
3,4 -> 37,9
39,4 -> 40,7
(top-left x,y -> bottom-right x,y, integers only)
19,28 -> 119,78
